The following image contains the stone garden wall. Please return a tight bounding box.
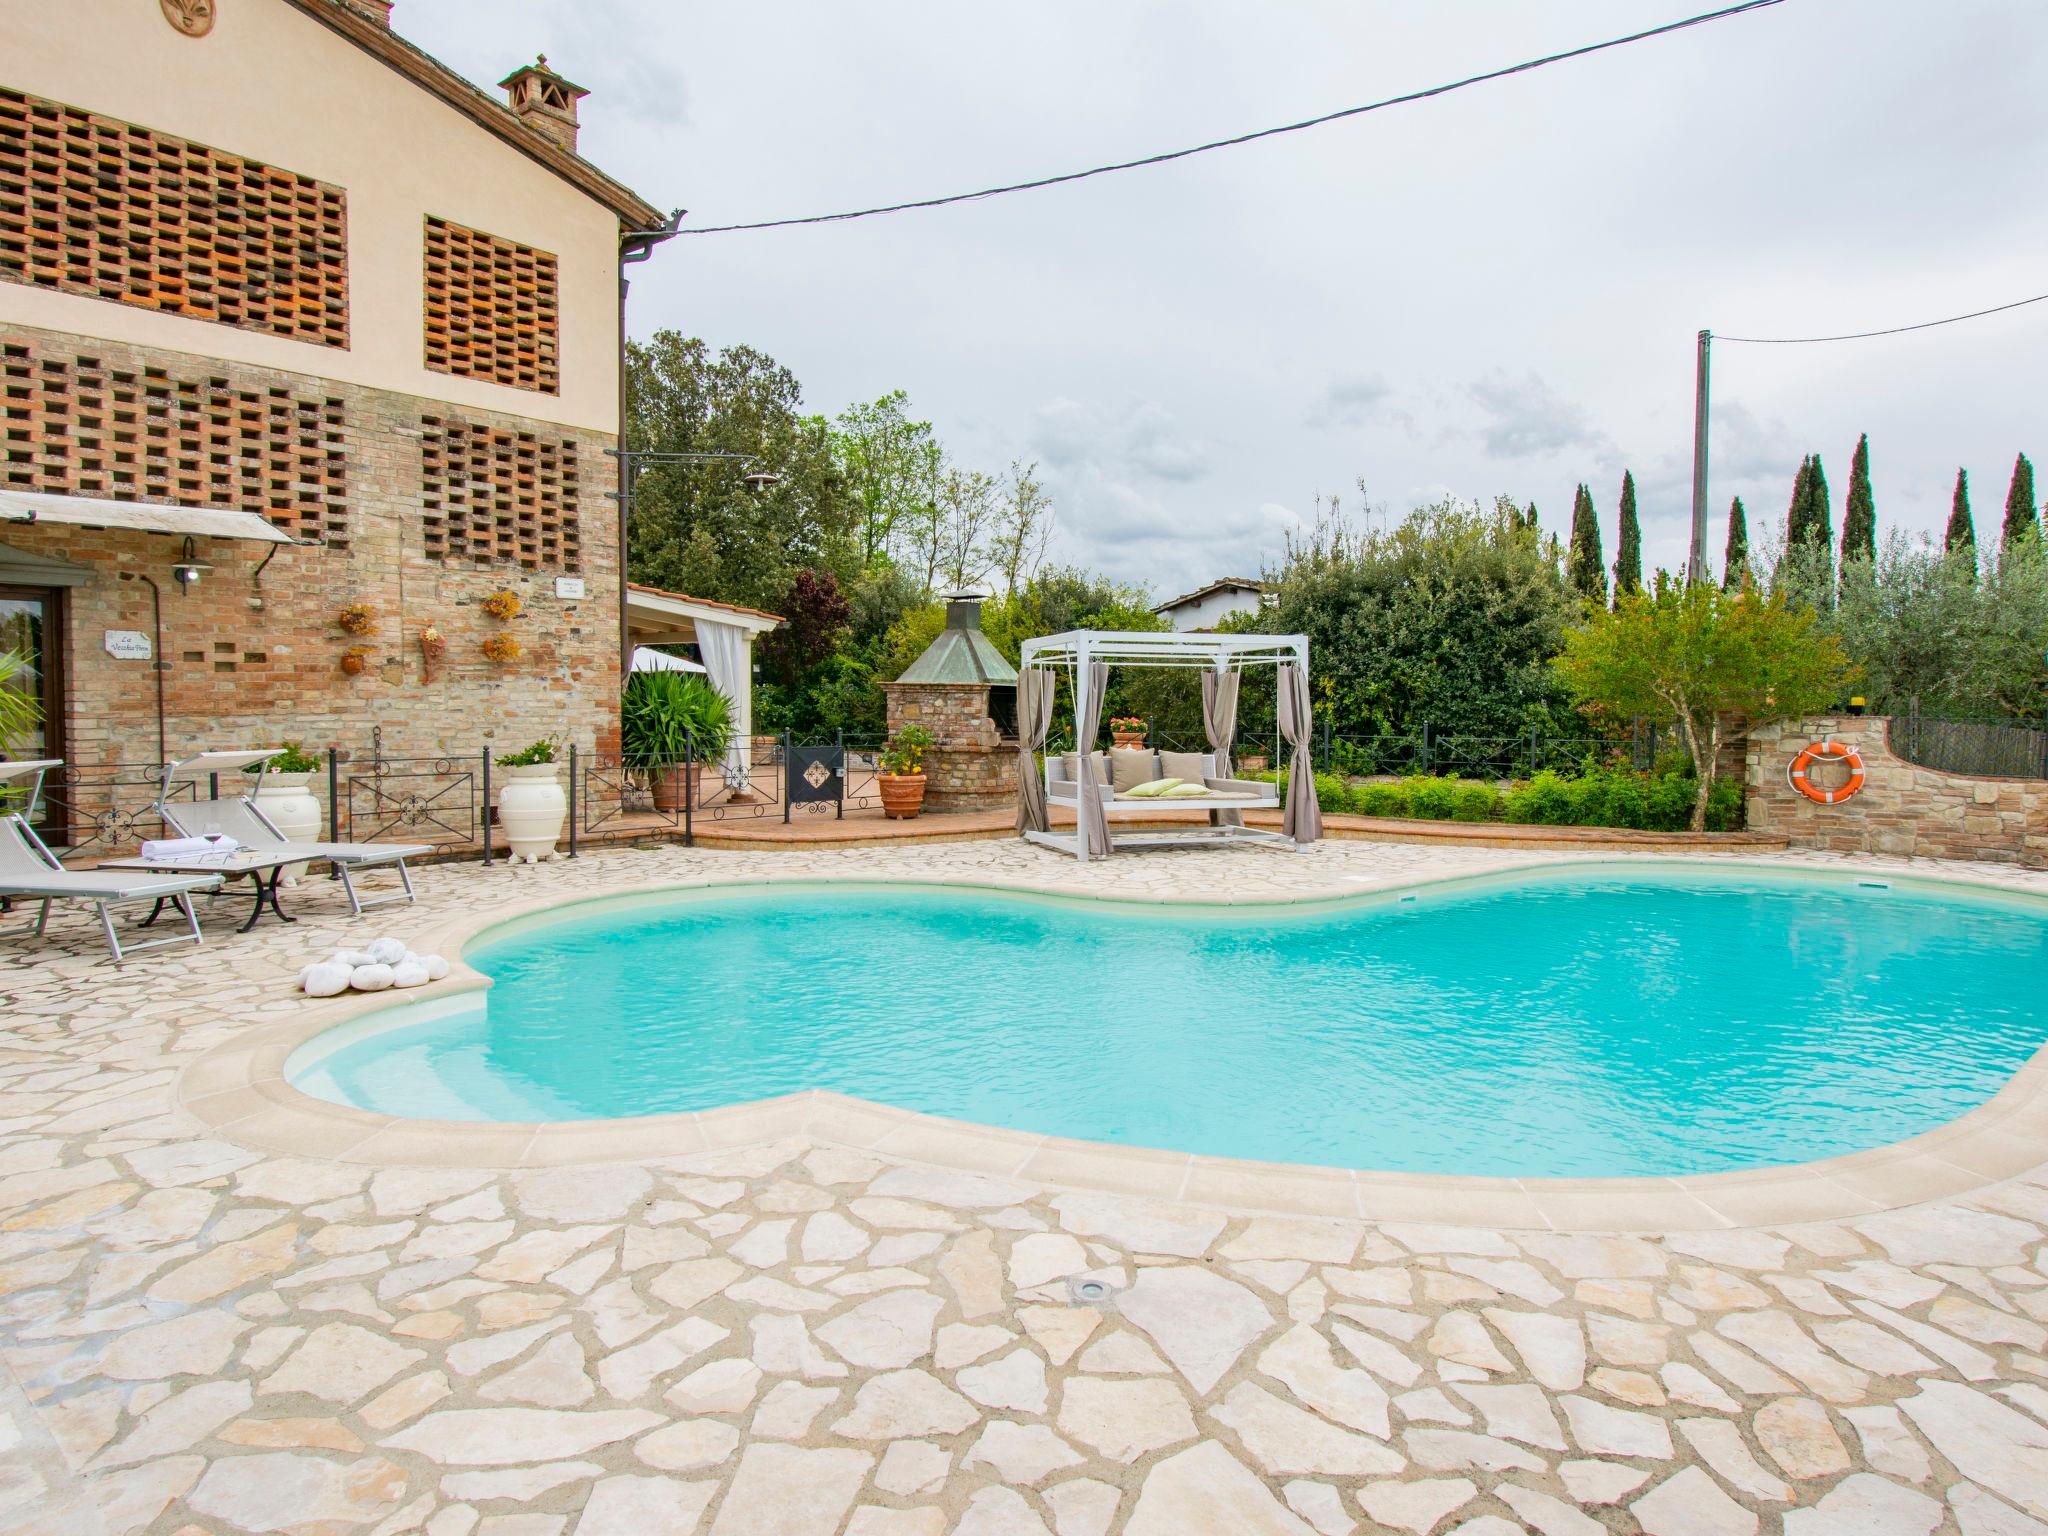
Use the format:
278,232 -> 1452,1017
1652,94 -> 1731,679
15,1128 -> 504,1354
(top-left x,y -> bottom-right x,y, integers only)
1746,715 -> 2048,868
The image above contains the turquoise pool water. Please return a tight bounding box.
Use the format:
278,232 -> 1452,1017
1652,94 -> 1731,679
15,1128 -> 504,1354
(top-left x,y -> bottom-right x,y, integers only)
291,867 -> 2048,1178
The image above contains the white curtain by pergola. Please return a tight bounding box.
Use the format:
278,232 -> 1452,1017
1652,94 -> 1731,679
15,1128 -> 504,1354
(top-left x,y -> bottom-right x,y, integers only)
694,618 -> 753,790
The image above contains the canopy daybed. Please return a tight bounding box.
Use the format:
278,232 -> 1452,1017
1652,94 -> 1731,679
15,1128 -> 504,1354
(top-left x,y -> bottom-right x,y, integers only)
1015,630 -> 1323,860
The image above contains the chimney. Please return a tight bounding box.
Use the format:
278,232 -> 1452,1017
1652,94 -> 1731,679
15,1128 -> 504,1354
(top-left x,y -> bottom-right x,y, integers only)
943,590 -> 988,632
498,56 -> 590,155
341,0 -> 393,25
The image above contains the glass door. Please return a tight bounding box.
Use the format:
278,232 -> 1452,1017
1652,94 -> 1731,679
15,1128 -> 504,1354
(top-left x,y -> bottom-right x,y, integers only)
0,588 -> 64,826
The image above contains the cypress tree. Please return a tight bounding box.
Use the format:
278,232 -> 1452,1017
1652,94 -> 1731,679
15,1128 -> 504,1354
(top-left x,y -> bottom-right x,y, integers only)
1566,482 -> 1606,604
1840,433 -> 1876,575
1722,496 -> 1749,590
1946,468 -> 1975,559
1525,500 -> 1539,531
2004,452 -> 2039,548
1783,456 -> 1813,552
1612,471 -> 1643,597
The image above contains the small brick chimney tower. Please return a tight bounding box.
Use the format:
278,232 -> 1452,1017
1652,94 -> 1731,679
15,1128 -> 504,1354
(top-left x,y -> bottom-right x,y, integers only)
341,0 -> 392,25
498,56 -> 590,155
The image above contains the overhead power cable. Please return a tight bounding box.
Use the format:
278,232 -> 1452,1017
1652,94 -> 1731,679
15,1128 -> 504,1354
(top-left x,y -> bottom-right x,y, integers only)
676,0 -> 1786,236
1716,289 -> 2048,344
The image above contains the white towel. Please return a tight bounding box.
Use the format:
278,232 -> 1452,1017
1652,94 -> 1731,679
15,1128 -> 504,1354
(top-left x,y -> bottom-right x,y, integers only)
140,834 -> 240,862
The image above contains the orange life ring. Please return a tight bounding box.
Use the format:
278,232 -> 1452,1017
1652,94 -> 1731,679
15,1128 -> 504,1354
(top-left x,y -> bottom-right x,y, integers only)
1788,738 -> 1866,804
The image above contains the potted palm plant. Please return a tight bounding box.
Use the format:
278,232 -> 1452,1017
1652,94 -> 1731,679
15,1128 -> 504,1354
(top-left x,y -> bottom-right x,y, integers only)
622,672 -> 733,813
878,724 -> 933,819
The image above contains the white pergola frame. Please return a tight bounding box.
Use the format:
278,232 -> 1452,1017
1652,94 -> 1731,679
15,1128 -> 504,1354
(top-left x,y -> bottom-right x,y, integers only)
1017,629 -> 1311,859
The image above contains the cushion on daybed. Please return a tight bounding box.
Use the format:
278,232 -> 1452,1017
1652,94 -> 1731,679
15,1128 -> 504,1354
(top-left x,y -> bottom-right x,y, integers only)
1109,748 -> 1158,793
1059,752 -> 1111,785
1161,782 -> 1217,798
1122,778 -> 1183,798
1158,750 -> 1210,784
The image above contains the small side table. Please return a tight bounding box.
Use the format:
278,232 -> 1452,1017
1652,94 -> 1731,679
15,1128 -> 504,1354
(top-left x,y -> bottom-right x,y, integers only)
98,852 -> 303,933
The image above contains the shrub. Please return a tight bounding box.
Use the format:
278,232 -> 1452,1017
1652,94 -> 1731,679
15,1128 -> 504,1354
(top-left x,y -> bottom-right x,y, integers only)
622,672 -> 733,768
1498,762 -> 1747,833
1503,770 -> 1573,825
1452,782 -> 1500,822
1313,772 -> 1349,813
1404,774 -> 1462,821
495,737 -> 558,768
1350,780 -> 1409,818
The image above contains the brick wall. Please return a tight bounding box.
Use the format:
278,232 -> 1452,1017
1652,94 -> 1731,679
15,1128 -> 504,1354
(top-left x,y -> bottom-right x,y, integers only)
884,682 -> 1018,813
3,324 -> 620,770
1746,715 -> 2047,868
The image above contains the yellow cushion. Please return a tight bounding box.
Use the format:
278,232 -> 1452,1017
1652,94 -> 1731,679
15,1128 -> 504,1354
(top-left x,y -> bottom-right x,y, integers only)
1162,782 -> 1214,798
1122,778 -> 1183,798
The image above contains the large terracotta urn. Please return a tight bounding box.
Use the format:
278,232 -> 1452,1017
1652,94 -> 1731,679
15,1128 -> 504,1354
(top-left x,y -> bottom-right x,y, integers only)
496,764 -> 565,863
878,772 -> 926,820
253,771 -> 322,886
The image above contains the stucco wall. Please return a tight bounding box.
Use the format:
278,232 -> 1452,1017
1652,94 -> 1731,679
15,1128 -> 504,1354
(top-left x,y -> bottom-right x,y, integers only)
1746,715 -> 2047,868
4,0 -> 622,432
1159,588 -> 1262,632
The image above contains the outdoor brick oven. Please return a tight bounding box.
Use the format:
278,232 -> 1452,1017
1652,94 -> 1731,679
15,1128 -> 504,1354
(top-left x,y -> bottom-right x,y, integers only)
882,591 -> 1019,813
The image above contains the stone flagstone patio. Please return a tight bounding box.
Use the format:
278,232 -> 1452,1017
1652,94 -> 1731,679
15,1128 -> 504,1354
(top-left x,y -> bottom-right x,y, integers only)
1,836 -> 2046,1535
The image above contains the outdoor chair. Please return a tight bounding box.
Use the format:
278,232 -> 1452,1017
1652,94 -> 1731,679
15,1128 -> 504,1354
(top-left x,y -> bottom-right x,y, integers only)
157,751 -> 432,917
0,760 -> 222,964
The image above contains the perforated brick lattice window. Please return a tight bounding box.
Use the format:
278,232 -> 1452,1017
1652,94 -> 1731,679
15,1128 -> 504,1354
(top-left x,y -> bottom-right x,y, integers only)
422,218 -> 559,394
0,337 -> 350,546
0,88 -> 350,348
420,416 -> 579,571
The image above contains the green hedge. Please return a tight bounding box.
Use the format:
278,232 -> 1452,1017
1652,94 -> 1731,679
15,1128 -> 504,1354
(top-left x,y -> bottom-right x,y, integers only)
1262,765 -> 1744,832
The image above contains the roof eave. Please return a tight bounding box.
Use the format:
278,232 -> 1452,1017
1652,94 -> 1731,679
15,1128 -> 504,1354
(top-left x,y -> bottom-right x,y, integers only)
280,0 -> 663,228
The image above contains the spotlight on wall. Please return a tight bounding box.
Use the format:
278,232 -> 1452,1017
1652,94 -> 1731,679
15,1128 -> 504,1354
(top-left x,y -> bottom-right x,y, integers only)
170,535 -> 213,594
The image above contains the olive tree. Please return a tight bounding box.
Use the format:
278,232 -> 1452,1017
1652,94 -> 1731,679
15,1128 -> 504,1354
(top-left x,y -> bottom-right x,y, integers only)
1554,584 -> 1853,830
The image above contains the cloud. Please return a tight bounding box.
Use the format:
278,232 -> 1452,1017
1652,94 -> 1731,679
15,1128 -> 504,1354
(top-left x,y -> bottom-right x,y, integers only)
1306,372 -> 1394,429
1029,397 -> 1211,484
1464,370 -> 1612,460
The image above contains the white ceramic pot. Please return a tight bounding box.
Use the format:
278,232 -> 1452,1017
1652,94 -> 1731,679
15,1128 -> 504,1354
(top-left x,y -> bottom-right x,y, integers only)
496,763 -> 565,863
253,770 -> 322,886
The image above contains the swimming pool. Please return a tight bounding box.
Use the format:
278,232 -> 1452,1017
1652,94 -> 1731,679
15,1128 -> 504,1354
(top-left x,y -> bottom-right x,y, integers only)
289,865 -> 2048,1178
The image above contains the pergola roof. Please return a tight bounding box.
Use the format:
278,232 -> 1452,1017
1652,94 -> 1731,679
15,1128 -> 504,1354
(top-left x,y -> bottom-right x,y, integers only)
1019,630 -> 1306,671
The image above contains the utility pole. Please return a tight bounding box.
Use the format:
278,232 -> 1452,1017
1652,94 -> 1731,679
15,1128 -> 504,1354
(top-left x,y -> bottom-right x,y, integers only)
1689,329 -> 1711,583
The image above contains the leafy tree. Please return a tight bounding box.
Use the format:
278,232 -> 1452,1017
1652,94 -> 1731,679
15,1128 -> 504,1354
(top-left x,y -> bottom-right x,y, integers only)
1612,471 -> 1643,597
1946,469 -> 1976,563
1841,433 -> 1876,577
1554,583 -> 1853,830
1263,496 -> 1577,741
936,465 -> 998,590
832,392 -> 936,570
2004,452 -> 2039,549
757,569 -> 851,690
624,333 -> 856,610
1829,534 -> 2047,718
1566,483 -> 1606,604
1722,496 -> 1749,591
988,460 -> 1054,598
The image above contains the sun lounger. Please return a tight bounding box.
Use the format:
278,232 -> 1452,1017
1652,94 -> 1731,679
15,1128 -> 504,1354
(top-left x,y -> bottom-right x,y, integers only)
157,751 -> 432,917
0,760 -> 222,963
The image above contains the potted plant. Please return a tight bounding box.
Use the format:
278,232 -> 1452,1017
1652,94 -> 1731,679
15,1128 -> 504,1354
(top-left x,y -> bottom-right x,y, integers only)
337,602 -> 375,636
878,724 -> 933,819
622,672 -> 733,813
480,589 -> 523,621
1238,751 -> 1269,774
481,633 -> 522,665
1110,716 -> 1147,750
340,646 -> 370,676
494,736 -> 564,862
246,742 -> 323,885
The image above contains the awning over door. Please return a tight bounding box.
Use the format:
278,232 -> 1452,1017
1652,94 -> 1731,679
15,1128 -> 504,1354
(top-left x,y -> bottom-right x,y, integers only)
0,489 -> 305,544
0,541 -> 93,588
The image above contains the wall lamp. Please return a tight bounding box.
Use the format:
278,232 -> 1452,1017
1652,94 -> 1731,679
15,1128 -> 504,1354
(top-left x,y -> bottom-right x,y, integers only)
170,536 -> 212,594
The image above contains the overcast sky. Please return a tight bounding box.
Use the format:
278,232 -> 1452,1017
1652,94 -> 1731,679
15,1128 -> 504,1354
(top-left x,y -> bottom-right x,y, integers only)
404,0 -> 2047,601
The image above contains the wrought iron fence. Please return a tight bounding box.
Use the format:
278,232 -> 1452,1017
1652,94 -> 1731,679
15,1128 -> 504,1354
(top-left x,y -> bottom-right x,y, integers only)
1888,714 -> 2048,780
341,753 -> 480,854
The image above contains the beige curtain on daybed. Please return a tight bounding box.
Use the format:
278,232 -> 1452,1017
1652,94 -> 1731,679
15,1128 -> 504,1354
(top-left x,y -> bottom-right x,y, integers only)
1014,667 -> 1056,834
1075,661 -> 1112,857
1277,661 -> 1322,845
1200,668 -> 1243,830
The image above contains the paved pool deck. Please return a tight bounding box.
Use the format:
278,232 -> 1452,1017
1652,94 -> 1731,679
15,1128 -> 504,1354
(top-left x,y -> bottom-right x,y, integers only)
2,836 -> 2046,1535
